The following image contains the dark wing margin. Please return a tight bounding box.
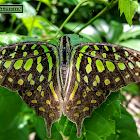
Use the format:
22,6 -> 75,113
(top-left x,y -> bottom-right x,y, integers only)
0,42 -> 63,137
64,42 -> 140,137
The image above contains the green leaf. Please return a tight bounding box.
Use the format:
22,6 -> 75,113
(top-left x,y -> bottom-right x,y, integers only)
106,21 -> 123,44
0,86 -> 22,133
0,86 -> 30,140
0,127 -> 29,140
118,39 -> 140,51
120,25 -> 140,40
21,16 -> 46,32
68,34 -> 92,45
137,2 -> 140,14
50,34 -> 93,46
82,91 -> 121,139
119,93 -> 127,102
65,22 -> 103,42
0,32 -> 40,47
121,83 -> 140,95
119,0 -> 139,25
32,116 -> 47,139
12,1 -> 36,18
93,18 -> 109,36
106,106 -> 139,140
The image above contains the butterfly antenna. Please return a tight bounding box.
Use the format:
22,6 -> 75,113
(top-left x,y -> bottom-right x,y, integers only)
42,17 -> 63,37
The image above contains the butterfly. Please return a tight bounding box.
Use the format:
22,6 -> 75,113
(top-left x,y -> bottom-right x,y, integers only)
0,35 -> 140,137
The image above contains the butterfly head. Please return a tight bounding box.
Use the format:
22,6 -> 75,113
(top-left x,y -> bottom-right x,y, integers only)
59,36 -> 71,48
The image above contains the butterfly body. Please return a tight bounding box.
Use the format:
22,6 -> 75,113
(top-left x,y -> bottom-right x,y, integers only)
59,36 -> 71,95
0,36 -> 140,137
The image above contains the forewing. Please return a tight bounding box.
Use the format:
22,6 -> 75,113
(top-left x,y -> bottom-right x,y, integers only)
0,42 -> 62,137
64,42 -> 140,137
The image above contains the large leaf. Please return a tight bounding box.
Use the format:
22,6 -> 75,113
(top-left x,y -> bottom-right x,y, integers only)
106,21 -> 123,44
0,86 -> 30,140
106,106 -> 139,140
0,32 -> 40,47
93,18 -> 109,37
0,87 -> 22,133
118,0 -> 138,25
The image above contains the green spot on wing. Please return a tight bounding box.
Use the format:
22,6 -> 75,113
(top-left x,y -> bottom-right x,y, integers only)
46,53 -> 50,58
48,57 -> 53,71
77,71 -> 80,82
84,75 -> 88,83
48,70 -> 52,82
96,59 -> 105,72
80,45 -> 89,52
53,49 -> 58,57
24,58 -> 33,71
136,61 -> 140,68
86,64 -> 92,74
37,56 -> 42,64
128,62 -> 134,69
102,53 -> 106,58
40,75 -> 44,82
118,63 -> 126,70
76,57 -> 81,71
71,50 -> 76,58
4,61 -> 12,68
41,45 -> 49,52
94,45 -> 99,50
28,73 -> 32,81
2,49 -> 6,55
125,51 -> 129,56
34,50 -> 39,55
22,44 -> 26,50
87,57 -> 92,65
46,53 -> 53,71
23,52 -> 27,57
104,45 -> 109,51
15,46 -> 18,51
31,44 -> 37,49
114,53 -> 120,60
112,47 -> 116,52
9,52 -> 16,58
37,63 -> 43,73
106,61 -> 115,72
90,51 -> 96,56
14,60 -> 23,69
79,53 -> 83,59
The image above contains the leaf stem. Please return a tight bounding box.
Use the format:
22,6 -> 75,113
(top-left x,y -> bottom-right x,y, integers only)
74,0 -> 118,34
28,1 -> 42,36
13,23 -> 24,33
54,0 -> 90,38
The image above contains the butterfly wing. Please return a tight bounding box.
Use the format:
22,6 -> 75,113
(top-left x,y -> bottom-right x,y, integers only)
0,42 -> 63,137
64,42 -> 140,137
